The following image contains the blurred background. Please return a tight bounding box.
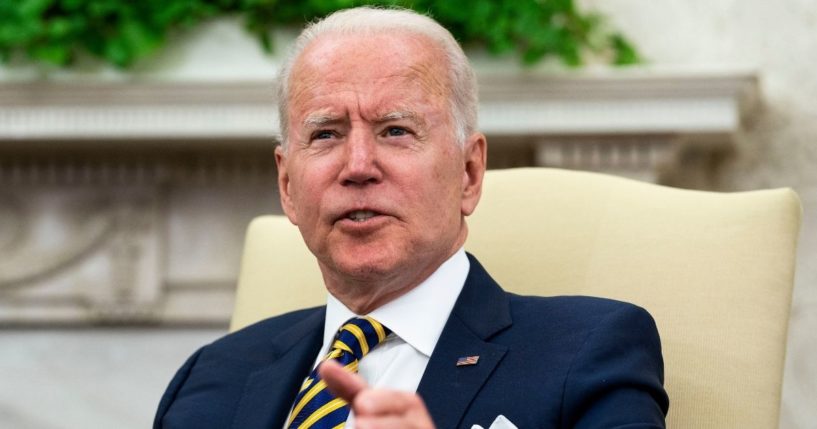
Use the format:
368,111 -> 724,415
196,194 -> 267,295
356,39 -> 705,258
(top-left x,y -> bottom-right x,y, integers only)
0,0 -> 814,427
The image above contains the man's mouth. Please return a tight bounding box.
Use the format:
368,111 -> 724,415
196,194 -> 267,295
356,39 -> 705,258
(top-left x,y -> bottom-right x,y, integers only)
346,210 -> 378,222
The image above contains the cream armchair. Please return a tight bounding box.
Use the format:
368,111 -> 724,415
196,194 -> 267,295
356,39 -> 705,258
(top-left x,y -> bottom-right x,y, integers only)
231,167 -> 801,429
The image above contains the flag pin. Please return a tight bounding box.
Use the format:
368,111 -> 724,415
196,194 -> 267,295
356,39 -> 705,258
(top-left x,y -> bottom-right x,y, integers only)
456,355 -> 480,366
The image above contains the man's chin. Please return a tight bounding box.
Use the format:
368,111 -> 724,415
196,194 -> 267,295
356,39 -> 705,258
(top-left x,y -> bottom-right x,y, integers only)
320,251 -> 401,284
330,259 -> 393,281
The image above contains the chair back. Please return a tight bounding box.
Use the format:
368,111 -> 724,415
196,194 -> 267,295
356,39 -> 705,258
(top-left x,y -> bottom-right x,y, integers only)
231,167 -> 801,429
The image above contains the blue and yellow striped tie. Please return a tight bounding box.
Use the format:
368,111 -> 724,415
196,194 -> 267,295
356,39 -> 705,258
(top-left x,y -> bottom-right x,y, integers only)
287,316 -> 391,429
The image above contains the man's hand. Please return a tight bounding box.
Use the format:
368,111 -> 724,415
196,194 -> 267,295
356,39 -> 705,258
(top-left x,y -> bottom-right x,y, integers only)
319,360 -> 436,429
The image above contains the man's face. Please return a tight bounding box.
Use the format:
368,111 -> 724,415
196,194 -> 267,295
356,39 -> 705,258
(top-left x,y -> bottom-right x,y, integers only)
275,31 -> 485,304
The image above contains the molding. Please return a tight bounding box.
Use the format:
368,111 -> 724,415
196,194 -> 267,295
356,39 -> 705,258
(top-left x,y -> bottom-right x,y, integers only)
0,70 -> 758,141
479,71 -> 758,137
0,82 -> 277,140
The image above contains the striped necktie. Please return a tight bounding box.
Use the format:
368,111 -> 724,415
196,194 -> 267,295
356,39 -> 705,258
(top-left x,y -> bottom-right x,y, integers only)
287,316 -> 391,429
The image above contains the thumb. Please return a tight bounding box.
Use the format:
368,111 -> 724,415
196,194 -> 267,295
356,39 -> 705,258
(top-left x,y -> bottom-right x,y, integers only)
319,359 -> 368,403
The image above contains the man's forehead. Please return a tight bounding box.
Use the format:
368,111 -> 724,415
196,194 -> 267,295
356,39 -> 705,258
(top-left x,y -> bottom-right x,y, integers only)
289,72 -> 447,126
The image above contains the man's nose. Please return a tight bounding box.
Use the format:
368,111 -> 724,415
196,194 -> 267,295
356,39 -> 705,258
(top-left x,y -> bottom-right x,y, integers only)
339,129 -> 382,186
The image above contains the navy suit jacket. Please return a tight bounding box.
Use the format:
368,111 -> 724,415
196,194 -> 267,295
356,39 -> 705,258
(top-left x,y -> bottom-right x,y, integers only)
155,255 -> 669,428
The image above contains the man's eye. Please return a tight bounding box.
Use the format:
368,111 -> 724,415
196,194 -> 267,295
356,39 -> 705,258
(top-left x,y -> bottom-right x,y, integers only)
384,127 -> 408,137
312,130 -> 335,140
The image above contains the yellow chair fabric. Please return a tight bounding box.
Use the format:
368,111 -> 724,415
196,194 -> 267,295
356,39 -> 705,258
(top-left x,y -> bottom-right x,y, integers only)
231,167 -> 801,429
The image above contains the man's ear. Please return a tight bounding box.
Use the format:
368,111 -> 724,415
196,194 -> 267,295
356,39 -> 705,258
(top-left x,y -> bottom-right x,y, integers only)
275,145 -> 299,225
461,132 -> 487,216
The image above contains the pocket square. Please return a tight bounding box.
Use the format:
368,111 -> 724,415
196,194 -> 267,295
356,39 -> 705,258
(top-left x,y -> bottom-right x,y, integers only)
471,414 -> 518,429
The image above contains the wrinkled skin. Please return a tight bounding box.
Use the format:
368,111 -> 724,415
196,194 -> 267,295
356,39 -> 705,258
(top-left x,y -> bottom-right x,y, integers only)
276,31 -> 486,315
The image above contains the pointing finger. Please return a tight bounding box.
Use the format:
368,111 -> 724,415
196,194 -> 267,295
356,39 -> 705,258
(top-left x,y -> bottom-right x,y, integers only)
319,359 -> 368,403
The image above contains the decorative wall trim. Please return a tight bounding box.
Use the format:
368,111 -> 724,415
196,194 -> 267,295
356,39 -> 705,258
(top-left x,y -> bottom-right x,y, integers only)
0,70 -> 757,141
478,71 -> 758,137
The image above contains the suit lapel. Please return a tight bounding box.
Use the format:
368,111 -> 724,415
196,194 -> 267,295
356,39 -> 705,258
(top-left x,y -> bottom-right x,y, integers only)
417,254 -> 512,428
231,309 -> 325,429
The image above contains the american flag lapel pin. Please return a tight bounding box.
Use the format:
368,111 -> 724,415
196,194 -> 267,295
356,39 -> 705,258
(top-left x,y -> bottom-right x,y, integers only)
456,355 -> 480,366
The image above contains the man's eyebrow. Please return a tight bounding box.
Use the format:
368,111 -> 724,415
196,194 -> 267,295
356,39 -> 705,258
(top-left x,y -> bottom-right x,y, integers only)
302,113 -> 344,129
375,110 -> 423,125
302,111 -> 424,128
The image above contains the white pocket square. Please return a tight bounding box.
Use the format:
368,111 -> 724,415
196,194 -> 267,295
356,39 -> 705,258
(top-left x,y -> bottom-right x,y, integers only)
471,414 -> 518,429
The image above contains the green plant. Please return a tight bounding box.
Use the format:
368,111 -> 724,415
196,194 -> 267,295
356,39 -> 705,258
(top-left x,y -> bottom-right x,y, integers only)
0,0 -> 638,69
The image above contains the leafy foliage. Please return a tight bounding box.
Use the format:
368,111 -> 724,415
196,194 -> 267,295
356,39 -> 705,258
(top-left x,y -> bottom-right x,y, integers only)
0,0 -> 638,69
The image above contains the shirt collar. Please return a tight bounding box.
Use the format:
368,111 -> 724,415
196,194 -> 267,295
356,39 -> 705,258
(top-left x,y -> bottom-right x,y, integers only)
323,248 -> 469,357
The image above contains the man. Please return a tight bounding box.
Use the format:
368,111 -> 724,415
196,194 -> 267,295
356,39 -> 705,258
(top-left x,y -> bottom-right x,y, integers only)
155,7 -> 668,429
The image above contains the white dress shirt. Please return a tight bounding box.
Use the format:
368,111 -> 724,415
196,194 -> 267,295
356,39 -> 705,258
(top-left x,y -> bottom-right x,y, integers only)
285,248 -> 469,428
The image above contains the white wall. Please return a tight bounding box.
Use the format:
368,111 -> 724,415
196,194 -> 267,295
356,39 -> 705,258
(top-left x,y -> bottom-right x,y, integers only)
578,0 -> 817,427
0,329 -> 225,428
0,20 -> 268,429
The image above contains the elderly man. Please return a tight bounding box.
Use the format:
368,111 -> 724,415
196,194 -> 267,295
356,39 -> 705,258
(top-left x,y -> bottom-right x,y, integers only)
155,7 -> 668,429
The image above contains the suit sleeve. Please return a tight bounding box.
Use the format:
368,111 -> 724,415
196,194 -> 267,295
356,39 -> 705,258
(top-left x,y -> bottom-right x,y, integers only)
153,347 -> 204,429
562,304 -> 670,429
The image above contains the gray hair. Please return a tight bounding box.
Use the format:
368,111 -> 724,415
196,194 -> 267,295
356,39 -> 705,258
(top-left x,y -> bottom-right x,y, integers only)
276,6 -> 478,149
